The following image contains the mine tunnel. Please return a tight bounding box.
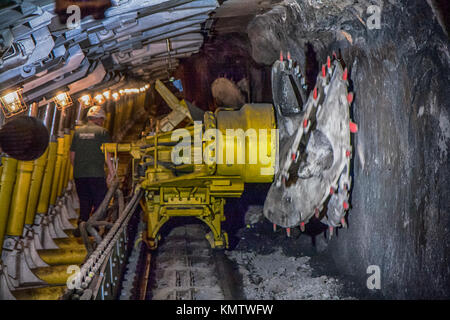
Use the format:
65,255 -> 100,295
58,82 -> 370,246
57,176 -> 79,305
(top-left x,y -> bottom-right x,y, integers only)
0,0 -> 448,301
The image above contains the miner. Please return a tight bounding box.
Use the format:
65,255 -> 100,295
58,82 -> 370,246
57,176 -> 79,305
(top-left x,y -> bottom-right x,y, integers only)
70,105 -> 115,232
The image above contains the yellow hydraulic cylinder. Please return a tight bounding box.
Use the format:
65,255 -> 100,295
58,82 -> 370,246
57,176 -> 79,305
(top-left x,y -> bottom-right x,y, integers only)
13,286 -> 66,300
57,133 -> 71,196
53,237 -> 86,249
102,143 -> 132,154
38,247 -> 87,265
116,100 -> 122,128
24,148 -> 49,225
49,137 -> 65,206
37,141 -> 57,214
0,158 -> 3,179
117,99 -> 125,132
61,131 -> 73,190
112,100 -> 121,136
124,95 -> 134,122
34,265 -> 74,285
105,109 -> 112,132
6,161 -> 34,236
69,163 -> 73,181
0,157 -> 18,255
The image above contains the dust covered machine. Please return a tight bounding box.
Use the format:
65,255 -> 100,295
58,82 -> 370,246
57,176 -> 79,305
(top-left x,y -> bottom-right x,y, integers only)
102,53 -> 357,250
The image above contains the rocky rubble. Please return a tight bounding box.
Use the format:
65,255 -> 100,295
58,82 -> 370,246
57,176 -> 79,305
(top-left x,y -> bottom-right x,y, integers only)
226,247 -> 354,300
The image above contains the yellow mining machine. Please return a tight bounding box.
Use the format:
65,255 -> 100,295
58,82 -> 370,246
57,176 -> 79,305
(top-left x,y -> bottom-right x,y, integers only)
102,54 -> 356,250
103,80 -> 278,249
0,54 -> 355,300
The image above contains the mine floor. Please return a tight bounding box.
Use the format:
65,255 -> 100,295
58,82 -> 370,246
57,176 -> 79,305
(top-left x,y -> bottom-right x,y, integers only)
225,206 -> 357,300
136,205 -> 361,300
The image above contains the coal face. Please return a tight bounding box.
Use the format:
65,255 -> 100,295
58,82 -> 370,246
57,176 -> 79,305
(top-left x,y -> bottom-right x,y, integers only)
243,0 -> 449,299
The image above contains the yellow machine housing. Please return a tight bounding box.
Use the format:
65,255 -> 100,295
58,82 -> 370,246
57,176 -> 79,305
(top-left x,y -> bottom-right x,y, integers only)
103,103 -> 278,249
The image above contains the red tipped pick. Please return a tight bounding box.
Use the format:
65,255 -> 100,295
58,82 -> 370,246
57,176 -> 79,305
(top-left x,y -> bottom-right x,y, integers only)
313,87 -> 318,100
347,92 -> 354,104
291,153 -> 296,161
300,222 -> 305,232
349,121 -> 358,133
303,119 -> 308,128
273,223 -> 277,232
322,65 -> 326,77
327,56 -> 331,68
343,201 -> 349,210
286,228 -> 291,237
346,150 -> 351,158
330,187 -> 335,195
343,68 -> 348,81
287,51 -> 291,60
280,51 -> 283,62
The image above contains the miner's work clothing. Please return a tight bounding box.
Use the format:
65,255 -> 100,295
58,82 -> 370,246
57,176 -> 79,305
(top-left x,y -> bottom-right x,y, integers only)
70,122 -> 112,221
74,177 -> 108,222
70,122 -> 112,178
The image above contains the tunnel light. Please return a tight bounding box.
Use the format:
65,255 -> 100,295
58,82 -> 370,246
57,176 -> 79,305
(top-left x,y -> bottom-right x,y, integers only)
0,89 -> 27,118
53,92 -> 73,110
78,94 -> 93,108
103,90 -> 111,100
94,93 -> 106,105
122,88 -> 140,95
119,89 -> 125,96
112,92 -> 120,101
145,84 -> 150,90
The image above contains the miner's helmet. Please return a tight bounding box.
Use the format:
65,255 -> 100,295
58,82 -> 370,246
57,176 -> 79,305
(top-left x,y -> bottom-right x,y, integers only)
0,116 -> 49,161
87,105 -> 106,119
